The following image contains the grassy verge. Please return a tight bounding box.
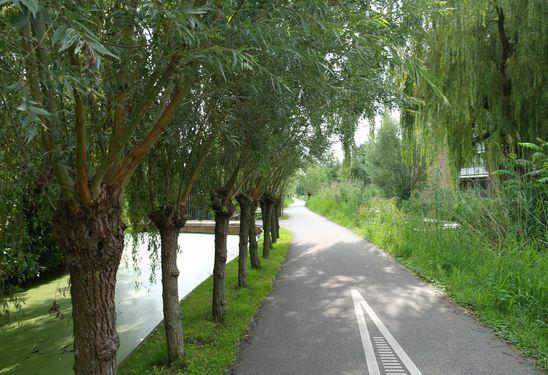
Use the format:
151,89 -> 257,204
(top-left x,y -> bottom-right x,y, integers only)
119,228 -> 292,374
307,194 -> 547,370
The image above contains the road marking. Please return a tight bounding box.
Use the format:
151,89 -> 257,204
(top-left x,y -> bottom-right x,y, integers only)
351,289 -> 423,375
351,289 -> 381,375
374,336 -> 406,373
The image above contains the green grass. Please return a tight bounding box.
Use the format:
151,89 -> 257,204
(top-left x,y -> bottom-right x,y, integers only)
119,228 -> 292,374
307,193 -> 547,370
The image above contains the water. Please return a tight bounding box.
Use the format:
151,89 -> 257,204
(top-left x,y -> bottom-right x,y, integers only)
116,233 -> 239,362
0,233 -> 239,374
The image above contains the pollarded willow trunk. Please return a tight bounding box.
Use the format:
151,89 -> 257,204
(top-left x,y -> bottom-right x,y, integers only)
236,194 -> 251,288
260,195 -> 274,258
54,191 -> 124,375
248,200 -> 261,269
275,201 -> 281,240
270,201 -> 277,244
212,202 -> 234,322
149,205 -> 186,364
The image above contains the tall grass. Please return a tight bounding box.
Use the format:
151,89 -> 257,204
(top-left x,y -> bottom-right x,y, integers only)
307,185 -> 547,369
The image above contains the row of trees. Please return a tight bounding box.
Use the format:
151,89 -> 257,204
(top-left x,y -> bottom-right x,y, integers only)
298,115 -> 427,201
0,1 -> 448,373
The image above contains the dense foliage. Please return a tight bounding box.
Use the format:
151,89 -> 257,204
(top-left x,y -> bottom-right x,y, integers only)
0,0 -> 546,372
408,0 -> 548,169
357,115 -> 426,199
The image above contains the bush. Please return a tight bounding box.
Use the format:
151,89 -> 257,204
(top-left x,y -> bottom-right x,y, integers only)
307,181 -> 381,228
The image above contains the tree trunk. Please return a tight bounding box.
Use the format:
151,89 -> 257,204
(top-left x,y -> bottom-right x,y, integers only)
236,194 -> 251,288
270,201 -> 277,245
150,205 -> 186,364
212,205 -> 233,322
275,201 -> 281,240
248,200 -> 261,269
260,196 -> 273,258
54,192 -> 124,375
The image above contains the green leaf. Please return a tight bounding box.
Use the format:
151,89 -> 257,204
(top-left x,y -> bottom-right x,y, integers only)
20,0 -> 38,17
184,7 -> 209,15
518,142 -> 541,152
6,82 -> 20,92
524,170 -> 542,177
514,159 -> 530,168
24,123 -> 38,142
58,28 -> 79,52
13,8 -> 29,30
493,169 -> 515,176
28,106 -> 51,117
52,25 -> 68,45
89,42 -> 119,60
531,152 -> 544,160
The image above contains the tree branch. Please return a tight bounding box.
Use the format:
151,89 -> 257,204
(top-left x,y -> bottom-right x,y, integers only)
91,54 -> 183,192
20,21 -> 75,202
70,52 -> 92,204
496,5 -> 513,97
179,128 -> 218,206
108,76 -> 193,190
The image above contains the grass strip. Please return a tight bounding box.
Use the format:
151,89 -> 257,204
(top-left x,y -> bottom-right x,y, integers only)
119,228 -> 292,374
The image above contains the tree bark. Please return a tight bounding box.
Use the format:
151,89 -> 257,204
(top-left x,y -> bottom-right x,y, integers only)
149,205 -> 186,364
260,196 -> 274,258
212,203 -> 234,322
236,194 -> 251,288
54,191 -> 124,375
248,200 -> 261,269
275,201 -> 281,240
270,201 -> 277,244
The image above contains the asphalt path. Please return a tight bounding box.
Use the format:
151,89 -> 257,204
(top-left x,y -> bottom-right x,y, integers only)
232,201 -> 540,375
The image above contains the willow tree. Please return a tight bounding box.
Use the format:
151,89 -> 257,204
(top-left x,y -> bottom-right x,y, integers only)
411,0 -> 548,170
319,1 -> 427,173
225,86 -> 305,264
0,1 -> 261,373
124,1 -> 278,360
234,111 -> 326,283
0,86 -> 62,318
124,93 -> 217,363
187,0 -> 344,320
201,115 -> 249,322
